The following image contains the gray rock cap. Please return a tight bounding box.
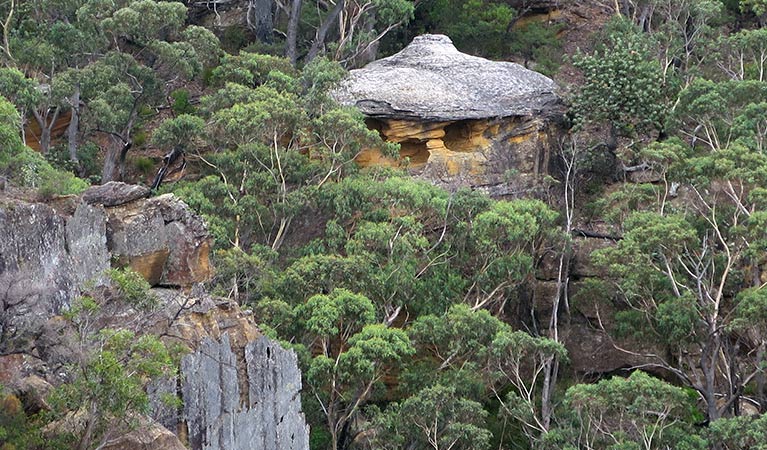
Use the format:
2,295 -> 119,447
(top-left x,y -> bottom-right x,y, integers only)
332,34 -> 560,121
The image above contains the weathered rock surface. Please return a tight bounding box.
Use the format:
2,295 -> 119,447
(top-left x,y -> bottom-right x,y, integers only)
101,418 -> 187,450
145,290 -> 309,450
334,34 -> 559,121
107,194 -> 213,286
82,181 -> 150,207
0,190 -> 309,450
181,335 -> 309,450
0,200 -> 109,353
0,189 -> 213,353
334,34 -> 564,195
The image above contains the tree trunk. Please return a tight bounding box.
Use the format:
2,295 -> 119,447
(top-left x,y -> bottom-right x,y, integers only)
306,0 -> 345,62
31,106 -> 60,155
701,335 -> 721,422
67,87 -> 80,166
40,127 -> 51,154
150,146 -> 184,190
249,0 -> 274,43
285,0 -> 303,64
118,139 -> 132,181
101,137 -> 131,183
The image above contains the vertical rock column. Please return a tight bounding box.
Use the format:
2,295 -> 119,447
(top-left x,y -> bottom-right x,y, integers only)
246,336 -> 309,450
181,334 -> 310,450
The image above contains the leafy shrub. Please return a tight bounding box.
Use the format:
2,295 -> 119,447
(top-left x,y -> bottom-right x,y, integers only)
170,89 -> 195,115
132,156 -> 154,175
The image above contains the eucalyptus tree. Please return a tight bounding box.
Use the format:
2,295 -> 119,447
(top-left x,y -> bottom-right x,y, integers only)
592,77 -> 767,421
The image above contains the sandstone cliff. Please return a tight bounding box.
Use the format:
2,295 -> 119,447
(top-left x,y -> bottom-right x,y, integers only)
0,183 -> 309,450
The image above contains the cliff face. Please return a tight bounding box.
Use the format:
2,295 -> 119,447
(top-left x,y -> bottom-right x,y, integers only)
0,182 -> 212,353
333,34 -> 564,196
0,183 -> 309,450
182,335 -> 309,450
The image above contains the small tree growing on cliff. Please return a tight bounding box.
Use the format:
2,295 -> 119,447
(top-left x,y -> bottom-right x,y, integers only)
572,18 -> 668,149
47,269 -> 176,450
295,288 -> 414,450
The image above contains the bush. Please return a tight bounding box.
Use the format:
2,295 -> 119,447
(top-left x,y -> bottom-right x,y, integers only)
170,89 -> 195,115
132,156 -> 155,176
508,21 -> 564,76
1,145 -> 88,197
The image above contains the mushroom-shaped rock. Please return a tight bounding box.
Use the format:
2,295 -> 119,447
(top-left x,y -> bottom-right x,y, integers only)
333,34 -> 564,196
333,34 -> 560,121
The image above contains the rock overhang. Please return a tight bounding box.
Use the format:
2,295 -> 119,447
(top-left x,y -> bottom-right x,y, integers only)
332,34 -> 562,122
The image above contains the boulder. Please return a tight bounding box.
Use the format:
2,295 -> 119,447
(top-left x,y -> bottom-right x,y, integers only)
106,194 -> 213,286
334,34 -> 559,121
101,417 -> 188,450
333,34 -> 564,195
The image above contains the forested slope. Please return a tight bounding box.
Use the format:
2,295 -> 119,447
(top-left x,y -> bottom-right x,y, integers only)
2,1 -> 767,449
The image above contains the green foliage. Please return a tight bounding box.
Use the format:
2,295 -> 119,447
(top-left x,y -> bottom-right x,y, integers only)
563,371 -> 701,450
150,114 -> 205,150
0,96 -> 87,196
221,26 -> 250,53
0,68 -> 41,113
371,384 -> 492,450
101,0 -> 187,45
49,269 -> 175,449
131,156 -> 154,175
508,21 -> 564,75
170,89 -> 196,115
298,288 -> 377,342
210,52 -> 296,89
572,18 -> 667,137
741,0 -> 767,16
299,292 -> 414,450
708,414 -> 767,449
107,268 -> 157,309
0,388 -> 47,450
420,0 -> 516,56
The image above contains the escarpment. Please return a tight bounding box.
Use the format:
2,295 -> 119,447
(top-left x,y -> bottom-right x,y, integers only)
333,34 -> 565,196
0,183 -> 310,450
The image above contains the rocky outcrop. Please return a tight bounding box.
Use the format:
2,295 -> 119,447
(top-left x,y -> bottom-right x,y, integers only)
0,185 -> 213,353
82,181 -> 150,207
333,34 -> 564,196
146,289 -> 310,450
0,200 -> 109,353
0,187 -> 309,450
334,34 -> 559,121
101,418 -> 187,450
106,192 -> 213,286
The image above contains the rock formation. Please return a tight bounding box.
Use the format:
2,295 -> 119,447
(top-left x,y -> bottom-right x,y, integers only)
0,183 -> 213,353
0,183 -> 310,450
182,335 -> 309,450
333,34 -> 564,196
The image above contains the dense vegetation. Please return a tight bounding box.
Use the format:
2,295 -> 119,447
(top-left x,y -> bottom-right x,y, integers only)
3,0 -> 767,449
